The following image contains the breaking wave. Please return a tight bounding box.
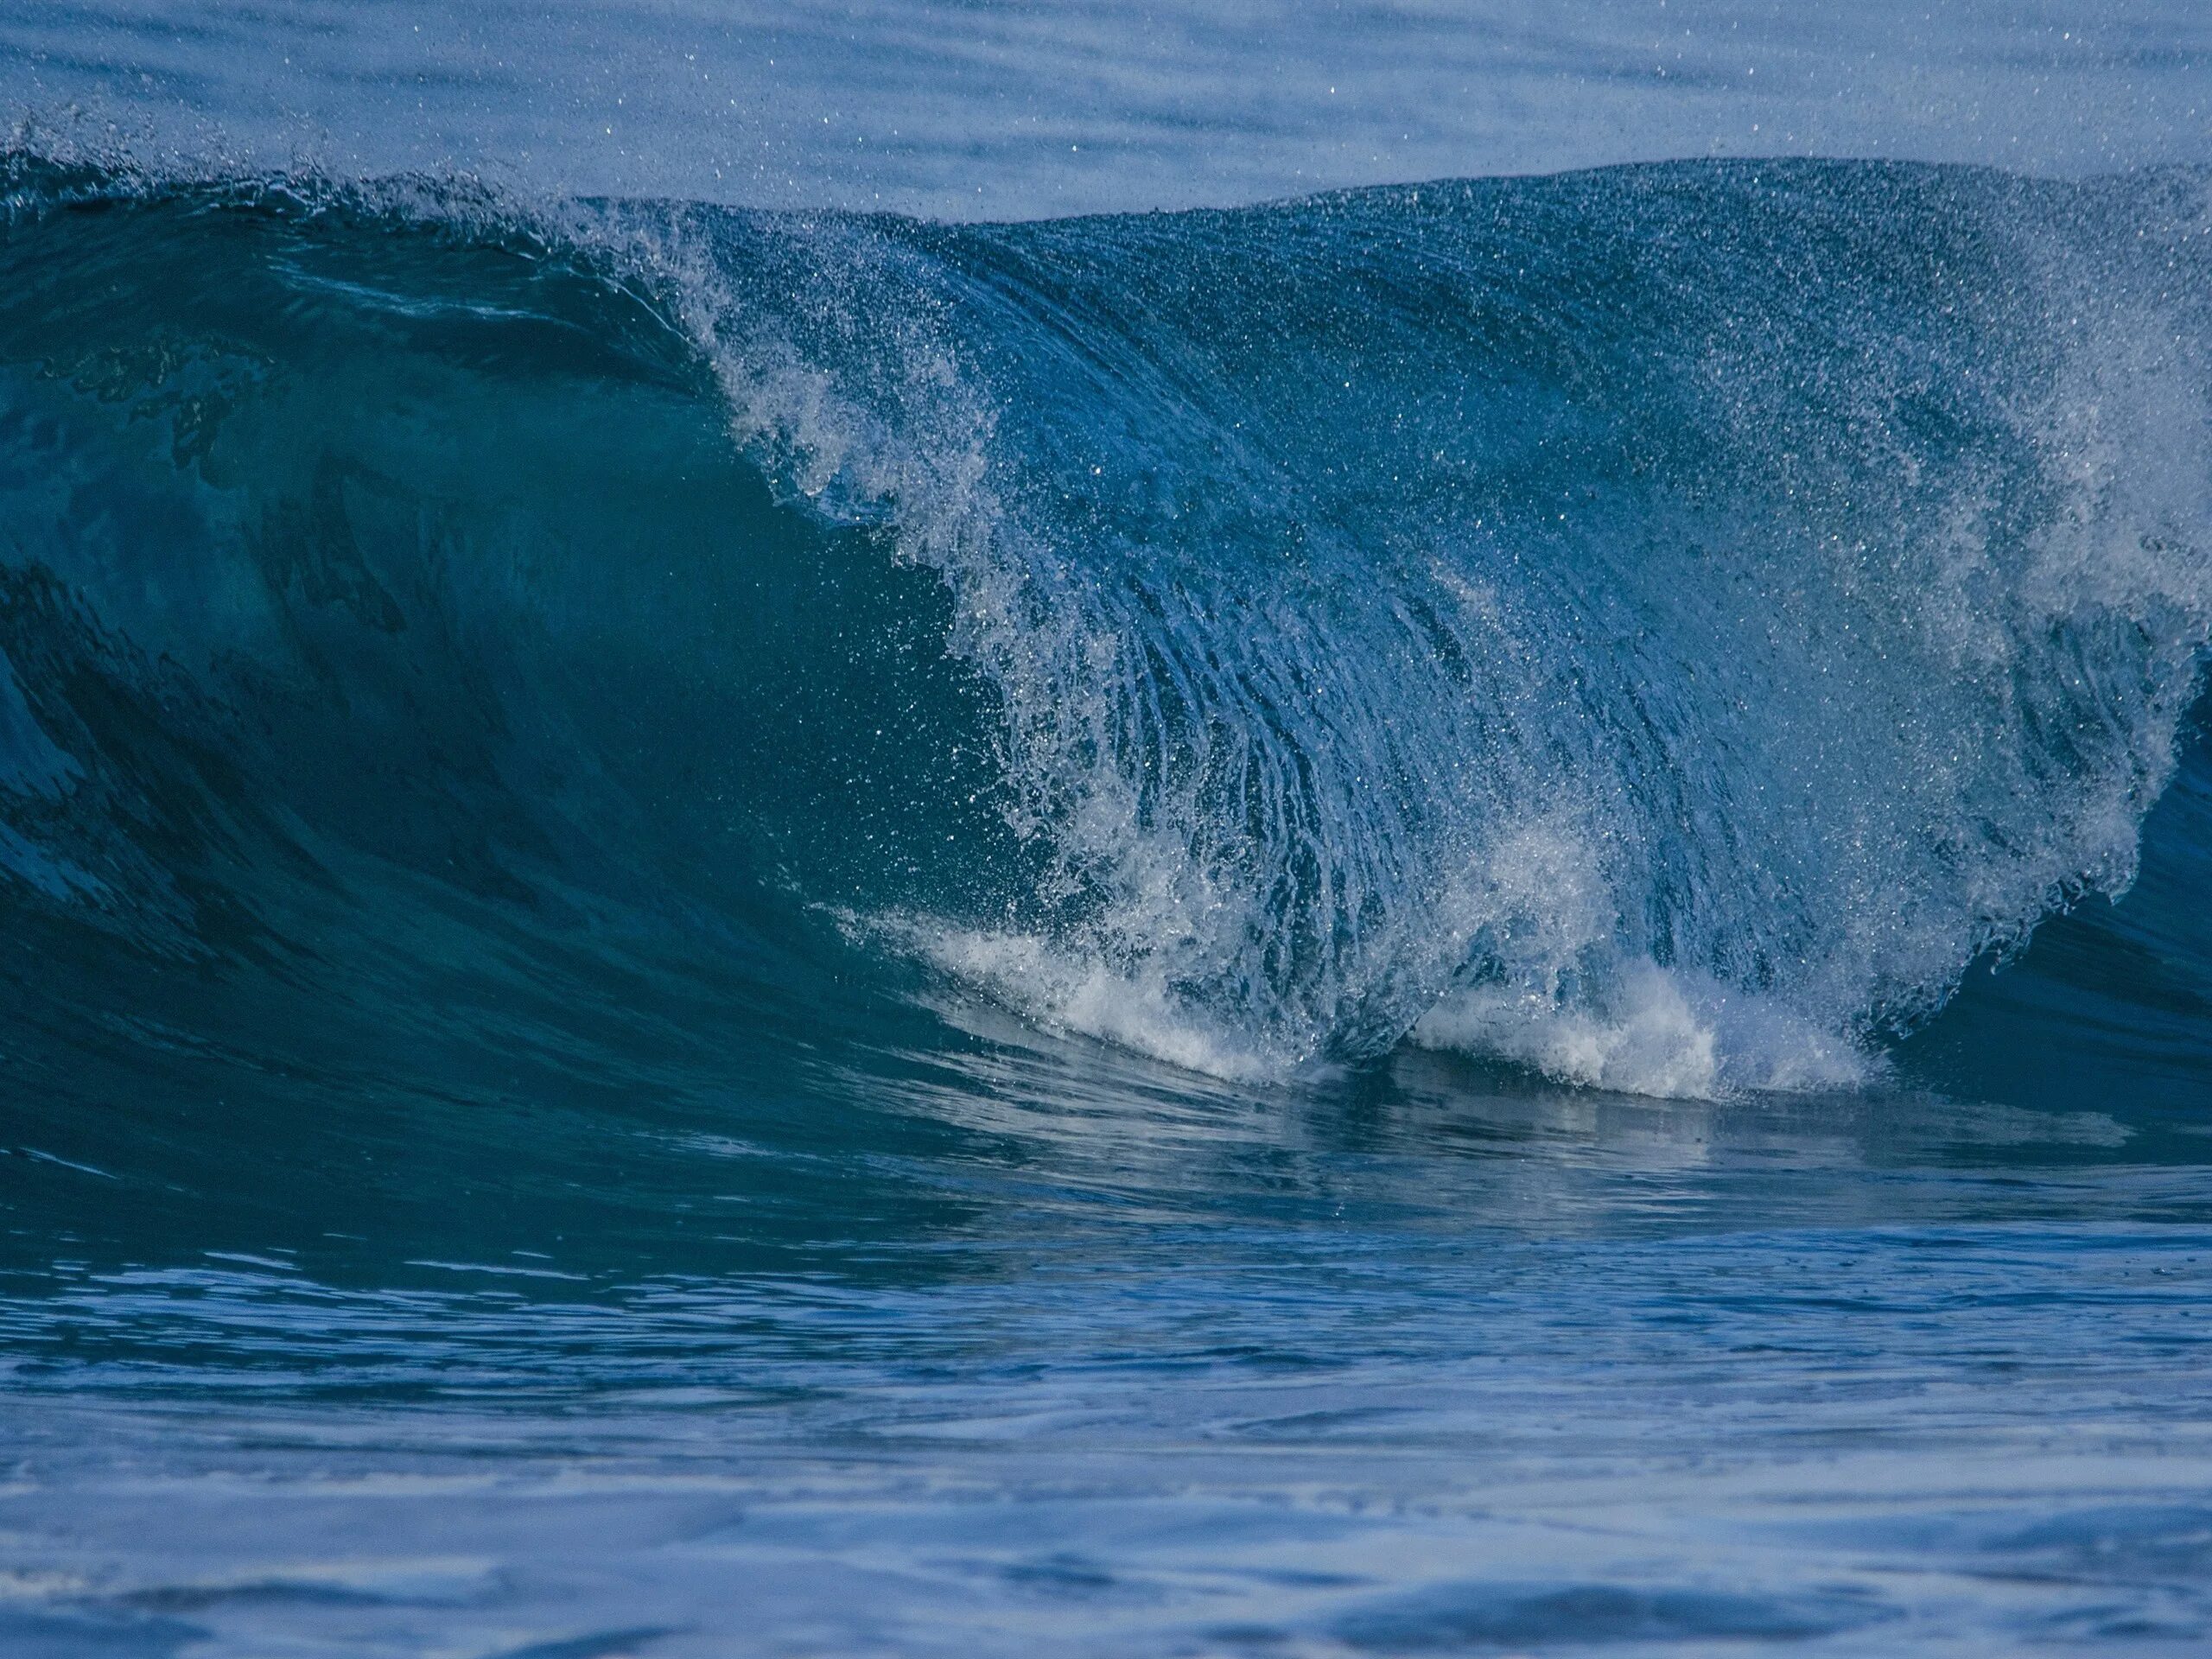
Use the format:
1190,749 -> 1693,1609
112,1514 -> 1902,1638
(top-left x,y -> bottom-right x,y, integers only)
0,151 -> 2207,1101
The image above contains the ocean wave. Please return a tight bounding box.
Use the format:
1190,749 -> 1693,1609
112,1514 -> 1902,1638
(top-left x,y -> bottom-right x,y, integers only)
0,151 -> 2206,1098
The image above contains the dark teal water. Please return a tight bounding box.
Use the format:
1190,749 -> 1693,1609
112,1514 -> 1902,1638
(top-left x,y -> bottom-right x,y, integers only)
0,147 -> 2209,1655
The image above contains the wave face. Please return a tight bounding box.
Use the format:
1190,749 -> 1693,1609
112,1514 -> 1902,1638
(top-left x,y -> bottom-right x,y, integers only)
0,154 -> 2208,1100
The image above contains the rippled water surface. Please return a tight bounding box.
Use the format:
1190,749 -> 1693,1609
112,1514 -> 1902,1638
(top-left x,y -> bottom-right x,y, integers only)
5,0 -> 2210,213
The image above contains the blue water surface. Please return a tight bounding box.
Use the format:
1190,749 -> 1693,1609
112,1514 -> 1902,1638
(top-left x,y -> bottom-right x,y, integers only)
1,6 -> 2210,1656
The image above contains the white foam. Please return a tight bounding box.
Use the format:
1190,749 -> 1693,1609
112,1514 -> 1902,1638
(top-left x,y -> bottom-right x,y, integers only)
896,921 -> 1277,1083
1413,962 -> 1870,1102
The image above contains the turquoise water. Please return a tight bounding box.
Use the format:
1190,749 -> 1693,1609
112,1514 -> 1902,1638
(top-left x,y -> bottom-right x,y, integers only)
2,9 -> 2211,1656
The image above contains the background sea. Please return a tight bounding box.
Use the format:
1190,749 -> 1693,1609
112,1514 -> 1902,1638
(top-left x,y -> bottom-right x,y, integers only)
2,5 -> 2210,1655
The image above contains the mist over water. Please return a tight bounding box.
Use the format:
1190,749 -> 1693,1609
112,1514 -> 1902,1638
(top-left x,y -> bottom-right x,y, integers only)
2,6 -> 2210,1656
